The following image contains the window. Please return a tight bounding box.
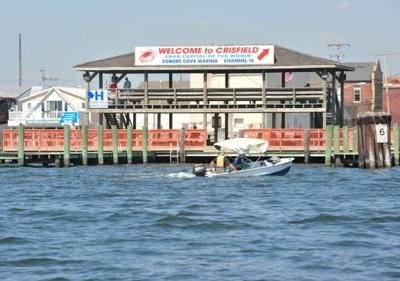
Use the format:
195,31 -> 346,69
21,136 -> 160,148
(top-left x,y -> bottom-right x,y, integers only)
47,101 -> 62,111
64,102 -> 68,111
354,87 -> 361,103
41,103 -> 45,112
82,102 -> 85,109
27,103 -> 31,110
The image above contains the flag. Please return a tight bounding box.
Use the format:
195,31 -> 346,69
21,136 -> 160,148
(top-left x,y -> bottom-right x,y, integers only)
285,72 -> 294,82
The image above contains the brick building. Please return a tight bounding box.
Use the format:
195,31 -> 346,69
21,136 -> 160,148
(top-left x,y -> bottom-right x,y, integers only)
343,61 -> 383,126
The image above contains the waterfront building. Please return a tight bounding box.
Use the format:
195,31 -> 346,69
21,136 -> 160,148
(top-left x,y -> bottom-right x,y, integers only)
8,86 -> 89,127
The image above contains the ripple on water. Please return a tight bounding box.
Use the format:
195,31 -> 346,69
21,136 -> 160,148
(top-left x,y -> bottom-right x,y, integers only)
288,213 -> 358,224
0,236 -> 29,245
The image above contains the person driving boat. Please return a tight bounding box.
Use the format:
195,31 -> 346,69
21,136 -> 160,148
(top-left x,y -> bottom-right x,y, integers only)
210,151 -> 237,174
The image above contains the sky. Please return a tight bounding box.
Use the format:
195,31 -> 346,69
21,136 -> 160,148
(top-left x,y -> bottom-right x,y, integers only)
0,0 -> 399,88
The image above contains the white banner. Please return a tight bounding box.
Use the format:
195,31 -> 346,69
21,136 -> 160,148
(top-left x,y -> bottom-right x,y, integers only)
88,89 -> 108,109
135,45 -> 275,66
376,124 -> 388,143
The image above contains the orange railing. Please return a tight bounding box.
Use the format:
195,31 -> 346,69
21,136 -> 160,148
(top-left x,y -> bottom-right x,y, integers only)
243,128 -> 357,151
2,128 -> 207,152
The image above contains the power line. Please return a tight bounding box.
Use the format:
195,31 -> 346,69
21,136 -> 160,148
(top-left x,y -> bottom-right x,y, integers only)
327,43 -> 351,62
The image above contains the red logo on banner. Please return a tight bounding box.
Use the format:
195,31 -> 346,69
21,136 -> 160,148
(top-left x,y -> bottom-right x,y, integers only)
139,49 -> 155,63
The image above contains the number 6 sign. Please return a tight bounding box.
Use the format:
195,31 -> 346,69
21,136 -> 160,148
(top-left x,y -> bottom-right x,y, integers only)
376,124 -> 388,143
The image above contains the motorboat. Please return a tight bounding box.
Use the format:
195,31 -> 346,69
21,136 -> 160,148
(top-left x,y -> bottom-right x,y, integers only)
192,138 -> 294,177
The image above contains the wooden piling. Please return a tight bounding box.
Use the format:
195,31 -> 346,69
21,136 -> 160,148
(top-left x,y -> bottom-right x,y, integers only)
382,123 -> 392,169
343,126 -> 349,154
54,157 -> 61,168
82,124 -> 88,165
325,125 -> 332,166
357,112 -> 391,169
353,126 -> 358,154
142,125 -> 148,164
112,125 -> 118,165
127,125 -> 133,164
97,125 -> 104,165
333,125 -> 341,167
304,129 -> 310,164
179,127 -> 186,163
394,123 -> 399,166
357,121 -> 365,168
63,125 -> 70,167
17,123 -> 24,167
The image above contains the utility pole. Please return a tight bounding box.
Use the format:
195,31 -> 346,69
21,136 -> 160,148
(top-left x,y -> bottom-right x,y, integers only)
19,33 -> 22,87
327,43 -> 351,62
384,50 -> 389,114
376,51 -> 400,114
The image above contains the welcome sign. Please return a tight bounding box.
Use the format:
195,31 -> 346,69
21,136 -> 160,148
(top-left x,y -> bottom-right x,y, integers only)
134,45 -> 275,66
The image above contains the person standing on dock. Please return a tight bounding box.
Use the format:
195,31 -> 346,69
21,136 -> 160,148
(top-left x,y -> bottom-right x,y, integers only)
123,77 -> 131,89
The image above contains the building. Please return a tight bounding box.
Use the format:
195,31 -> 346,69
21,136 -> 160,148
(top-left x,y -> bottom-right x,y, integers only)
0,87 -> 29,124
8,86 -> 87,127
74,44 -> 354,143
382,75 -> 400,123
342,61 -> 383,126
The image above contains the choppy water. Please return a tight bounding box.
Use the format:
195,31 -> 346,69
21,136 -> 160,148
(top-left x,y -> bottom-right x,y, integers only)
1,164 -> 400,281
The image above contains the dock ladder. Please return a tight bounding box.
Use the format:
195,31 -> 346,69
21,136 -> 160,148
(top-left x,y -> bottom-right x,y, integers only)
169,142 -> 179,164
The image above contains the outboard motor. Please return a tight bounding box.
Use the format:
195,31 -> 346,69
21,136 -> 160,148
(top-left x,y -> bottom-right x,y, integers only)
193,164 -> 206,177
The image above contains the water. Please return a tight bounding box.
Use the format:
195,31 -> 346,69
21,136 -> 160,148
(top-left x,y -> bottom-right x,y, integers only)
1,164 -> 400,281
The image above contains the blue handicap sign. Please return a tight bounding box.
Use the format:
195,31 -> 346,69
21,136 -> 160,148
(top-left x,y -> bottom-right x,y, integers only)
60,112 -> 78,125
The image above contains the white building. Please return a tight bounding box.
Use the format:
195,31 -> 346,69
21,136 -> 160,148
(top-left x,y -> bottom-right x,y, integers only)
8,86 -> 88,127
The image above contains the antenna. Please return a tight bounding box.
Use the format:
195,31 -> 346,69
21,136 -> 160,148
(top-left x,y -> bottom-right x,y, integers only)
327,43 -> 351,62
40,69 -> 59,88
19,33 -> 22,87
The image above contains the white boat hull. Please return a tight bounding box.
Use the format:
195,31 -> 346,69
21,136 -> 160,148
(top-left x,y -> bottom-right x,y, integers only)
204,158 -> 294,178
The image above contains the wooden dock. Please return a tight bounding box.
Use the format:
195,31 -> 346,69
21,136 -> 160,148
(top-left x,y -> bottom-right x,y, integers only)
1,125 -> 399,167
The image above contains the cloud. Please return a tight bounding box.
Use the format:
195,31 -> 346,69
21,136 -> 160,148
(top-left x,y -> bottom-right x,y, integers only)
338,0 -> 351,11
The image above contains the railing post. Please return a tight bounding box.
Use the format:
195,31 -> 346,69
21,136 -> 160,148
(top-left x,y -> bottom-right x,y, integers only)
17,123 -> 25,167
127,125 -> 133,164
394,123 -> 399,166
98,125 -> 104,165
325,125 -> 332,166
112,125 -> 118,165
64,125 -> 70,167
82,124 -> 88,165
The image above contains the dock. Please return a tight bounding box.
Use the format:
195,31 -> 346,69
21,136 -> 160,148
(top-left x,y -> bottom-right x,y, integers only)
1,125 -> 399,167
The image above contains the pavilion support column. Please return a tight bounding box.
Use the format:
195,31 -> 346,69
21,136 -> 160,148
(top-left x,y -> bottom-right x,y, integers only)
262,70 -> 267,128
322,74 -> 328,129
133,113 -> 136,129
157,113 -> 161,129
340,71 -> 345,127
98,72 -> 103,126
272,114 -> 276,128
224,111 -> 229,140
144,72 -> 149,106
224,73 -> 229,139
281,72 -> 286,128
203,72 -> 208,130
169,73 -> 173,129
332,72 -> 337,126
214,113 -> 219,144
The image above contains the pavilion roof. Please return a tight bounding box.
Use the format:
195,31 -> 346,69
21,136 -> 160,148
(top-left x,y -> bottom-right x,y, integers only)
74,45 -> 354,73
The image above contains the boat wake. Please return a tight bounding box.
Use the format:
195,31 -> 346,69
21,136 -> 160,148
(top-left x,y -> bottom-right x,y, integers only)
166,172 -> 195,178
